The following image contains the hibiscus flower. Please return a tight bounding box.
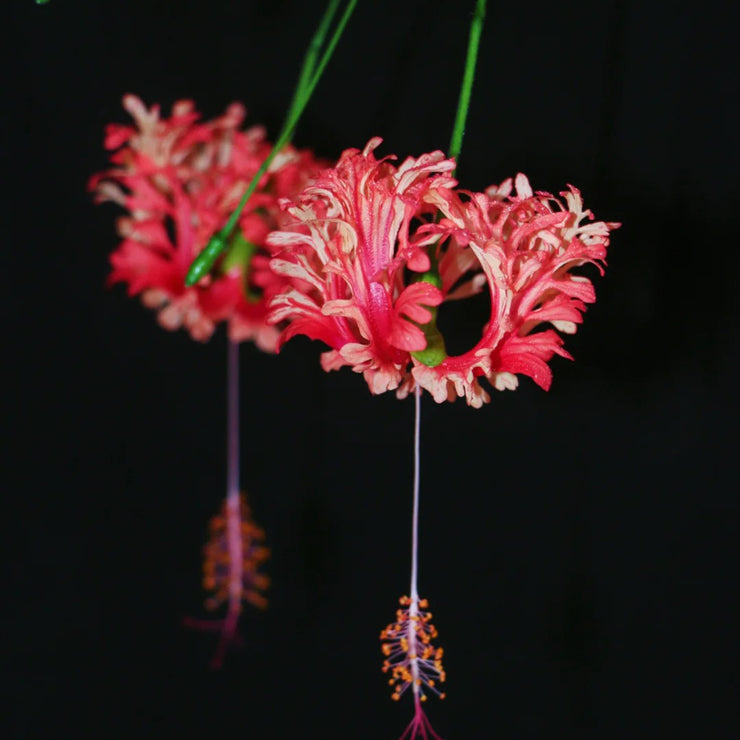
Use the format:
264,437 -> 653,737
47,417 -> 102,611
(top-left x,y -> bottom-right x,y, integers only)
267,139 -> 619,404
91,94 -> 323,350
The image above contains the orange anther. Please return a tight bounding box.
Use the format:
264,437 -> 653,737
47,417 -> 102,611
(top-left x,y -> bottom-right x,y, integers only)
380,594 -> 445,704
200,493 -> 268,613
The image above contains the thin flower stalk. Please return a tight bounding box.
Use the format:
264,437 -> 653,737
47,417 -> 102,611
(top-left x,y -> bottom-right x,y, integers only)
447,0 -> 487,167
282,0 -> 342,132
185,0 -> 360,286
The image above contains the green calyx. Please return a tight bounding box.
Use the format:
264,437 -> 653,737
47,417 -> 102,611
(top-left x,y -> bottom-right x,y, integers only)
221,232 -> 261,303
410,262 -> 448,368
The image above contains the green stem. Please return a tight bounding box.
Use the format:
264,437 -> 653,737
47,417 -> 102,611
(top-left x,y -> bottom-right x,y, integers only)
185,0 -> 359,287
447,0 -> 487,169
411,0 -> 488,368
282,0 -> 342,132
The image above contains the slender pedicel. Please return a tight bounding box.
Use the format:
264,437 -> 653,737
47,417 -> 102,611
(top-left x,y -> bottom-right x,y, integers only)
448,0 -> 487,169
185,0 -> 359,287
411,0 -> 487,368
282,0 -> 342,130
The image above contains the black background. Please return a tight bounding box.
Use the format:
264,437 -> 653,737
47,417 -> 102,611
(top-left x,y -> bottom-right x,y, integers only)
5,1 -> 738,738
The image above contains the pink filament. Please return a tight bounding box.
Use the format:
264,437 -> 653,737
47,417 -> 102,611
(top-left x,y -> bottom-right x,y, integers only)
399,696 -> 443,740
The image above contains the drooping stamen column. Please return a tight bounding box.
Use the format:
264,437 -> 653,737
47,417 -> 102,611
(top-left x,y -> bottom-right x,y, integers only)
209,338 -> 245,669
380,387 -> 445,739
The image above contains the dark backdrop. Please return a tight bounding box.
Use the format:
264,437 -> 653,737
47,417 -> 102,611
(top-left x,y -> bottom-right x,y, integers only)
5,1 -> 738,738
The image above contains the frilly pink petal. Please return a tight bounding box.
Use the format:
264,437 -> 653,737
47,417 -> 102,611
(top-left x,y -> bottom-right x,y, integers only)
265,139 -> 457,391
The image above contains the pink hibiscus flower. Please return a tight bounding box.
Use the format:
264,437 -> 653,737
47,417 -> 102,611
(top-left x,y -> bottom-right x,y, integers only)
91,94 -> 324,349
267,139 -> 619,404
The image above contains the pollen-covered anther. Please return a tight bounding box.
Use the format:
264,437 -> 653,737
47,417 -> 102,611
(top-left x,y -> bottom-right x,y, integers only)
380,594 -> 446,702
202,493 -> 269,612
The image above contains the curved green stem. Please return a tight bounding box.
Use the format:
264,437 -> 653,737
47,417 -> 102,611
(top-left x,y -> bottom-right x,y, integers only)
448,0 -> 487,170
411,0 -> 488,368
185,0 -> 359,287
283,0 -> 342,131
